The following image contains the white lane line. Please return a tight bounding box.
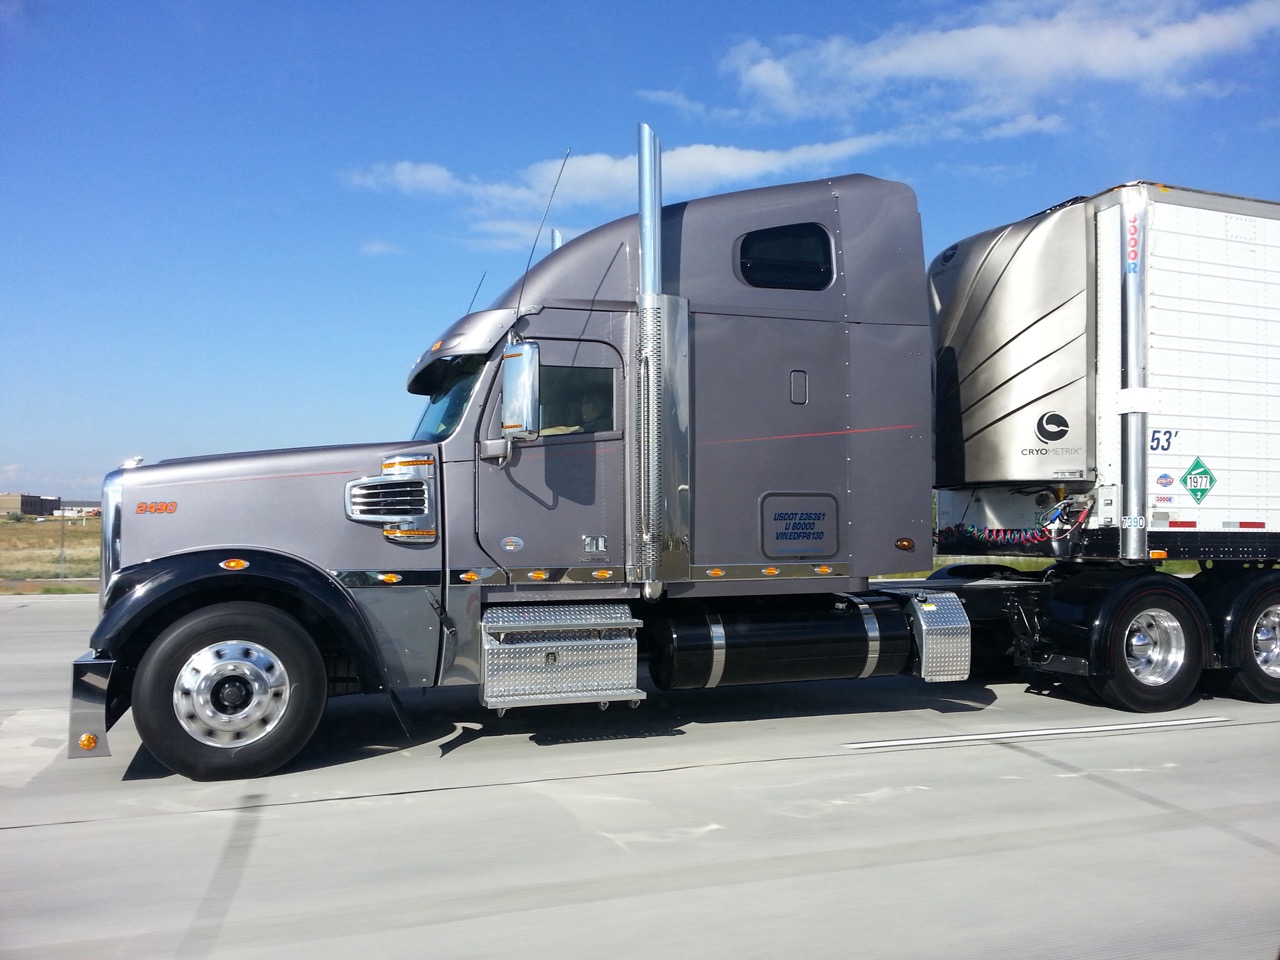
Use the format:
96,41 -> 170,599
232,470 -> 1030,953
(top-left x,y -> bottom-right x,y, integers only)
845,716 -> 1233,750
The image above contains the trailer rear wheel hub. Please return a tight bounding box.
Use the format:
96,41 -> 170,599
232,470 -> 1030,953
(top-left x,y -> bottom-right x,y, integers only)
1123,609 -> 1186,687
1251,606 -> 1280,678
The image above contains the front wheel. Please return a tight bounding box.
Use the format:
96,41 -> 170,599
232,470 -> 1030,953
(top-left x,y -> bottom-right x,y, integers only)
133,602 -> 327,780
1092,587 -> 1205,712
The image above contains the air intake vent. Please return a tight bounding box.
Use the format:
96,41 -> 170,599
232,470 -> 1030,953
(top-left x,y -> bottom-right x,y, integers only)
348,479 -> 427,519
345,454 -> 437,542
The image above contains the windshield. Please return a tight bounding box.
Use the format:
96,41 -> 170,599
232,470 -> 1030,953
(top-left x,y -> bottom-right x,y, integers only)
411,355 -> 487,442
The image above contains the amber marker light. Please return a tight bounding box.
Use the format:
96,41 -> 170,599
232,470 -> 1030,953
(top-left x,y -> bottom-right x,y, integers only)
376,573 -> 403,584
432,340 -> 444,351
706,568 -> 726,578
592,570 -> 613,580
894,538 -> 915,551
78,733 -> 98,751
219,558 -> 249,571
460,571 -> 481,582
814,565 -> 833,575
528,570 -> 550,581
762,567 -> 780,576
1149,550 -> 1169,560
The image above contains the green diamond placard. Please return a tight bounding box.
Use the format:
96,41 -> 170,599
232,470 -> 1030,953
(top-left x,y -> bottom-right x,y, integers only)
1180,457 -> 1216,504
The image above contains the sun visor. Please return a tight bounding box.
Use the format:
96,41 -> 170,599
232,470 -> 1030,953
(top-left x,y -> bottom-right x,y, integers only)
406,308 -> 518,394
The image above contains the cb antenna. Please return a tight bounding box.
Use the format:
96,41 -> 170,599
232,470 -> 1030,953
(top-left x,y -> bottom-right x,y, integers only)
466,271 -> 487,315
513,147 -> 572,335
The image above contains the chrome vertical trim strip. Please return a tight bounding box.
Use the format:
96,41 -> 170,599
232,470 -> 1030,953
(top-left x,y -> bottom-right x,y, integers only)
660,295 -> 692,584
850,597 -> 882,679
1120,191 -> 1149,560
706,613 -> 727,688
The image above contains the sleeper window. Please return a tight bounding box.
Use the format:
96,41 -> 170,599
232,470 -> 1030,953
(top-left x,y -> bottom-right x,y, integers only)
739,222 -> 834,291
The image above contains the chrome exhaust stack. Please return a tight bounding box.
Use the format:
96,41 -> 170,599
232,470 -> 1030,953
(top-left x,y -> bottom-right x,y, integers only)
633,124 -> 692,601
635,123 -> 666,600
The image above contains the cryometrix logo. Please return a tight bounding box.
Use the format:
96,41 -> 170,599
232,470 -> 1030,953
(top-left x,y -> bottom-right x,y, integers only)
1035,412 -> 1070,444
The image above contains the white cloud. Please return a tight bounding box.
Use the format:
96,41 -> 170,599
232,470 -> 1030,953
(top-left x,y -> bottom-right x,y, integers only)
347,161 -> 463,195
716,0 -> 1280,130
661,135 -> 901,196
980,113 -> 1067,140
359,239 -> 403,256
638,89 -> 746,123
350,134 -> 899,218
346,1 -> 1278,250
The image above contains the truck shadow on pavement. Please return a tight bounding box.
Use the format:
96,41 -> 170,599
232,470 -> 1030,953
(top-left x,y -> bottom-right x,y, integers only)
122,673 -> 1062,780
309,673 -> 1007,774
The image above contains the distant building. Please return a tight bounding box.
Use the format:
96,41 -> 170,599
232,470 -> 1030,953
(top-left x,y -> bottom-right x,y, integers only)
1,493 -> 64,517
55,500 -> 102,518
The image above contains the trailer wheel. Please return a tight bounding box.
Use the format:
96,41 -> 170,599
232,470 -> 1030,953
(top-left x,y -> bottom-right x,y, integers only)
1221,590 -> 1280,703
133,602 -> 326,780
1094,588 -> 1204,712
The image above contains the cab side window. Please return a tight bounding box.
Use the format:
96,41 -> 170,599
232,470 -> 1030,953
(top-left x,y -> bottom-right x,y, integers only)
540,364 -> 615,436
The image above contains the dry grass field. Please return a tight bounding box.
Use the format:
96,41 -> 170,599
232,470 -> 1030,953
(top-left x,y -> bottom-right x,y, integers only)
0,517 -> 100,594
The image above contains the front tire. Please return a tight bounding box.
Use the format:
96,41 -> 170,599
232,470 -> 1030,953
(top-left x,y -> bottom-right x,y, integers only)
1092,587 -> 1205,712
133,602 -> 326,780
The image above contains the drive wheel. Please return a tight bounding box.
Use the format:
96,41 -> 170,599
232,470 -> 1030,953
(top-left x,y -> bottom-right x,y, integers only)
1094,588 -> 1204,712
1222,590 -> 1280,702
133,602 -> 326,780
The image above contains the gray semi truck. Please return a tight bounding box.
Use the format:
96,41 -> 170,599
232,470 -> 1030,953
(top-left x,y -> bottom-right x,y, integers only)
69,126 -> 1280,780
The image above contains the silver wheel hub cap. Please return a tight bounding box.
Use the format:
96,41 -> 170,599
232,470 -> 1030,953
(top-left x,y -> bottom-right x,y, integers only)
173,641 -> 290,747
1250,605 -> 1280,679
1124,609 -> 1186,686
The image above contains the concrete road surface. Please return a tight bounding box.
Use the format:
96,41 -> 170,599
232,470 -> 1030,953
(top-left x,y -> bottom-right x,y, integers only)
3,595 -> 1279,960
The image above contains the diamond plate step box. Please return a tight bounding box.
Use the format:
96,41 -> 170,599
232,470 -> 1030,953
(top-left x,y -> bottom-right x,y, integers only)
480,603 -> 646,709
880,589 -> 971,682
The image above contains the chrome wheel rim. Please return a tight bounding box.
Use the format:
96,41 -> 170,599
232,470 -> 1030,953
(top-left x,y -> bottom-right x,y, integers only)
1123,608 -> 1186,686
1249,604 -> 1280,679
173,641 -> 290,747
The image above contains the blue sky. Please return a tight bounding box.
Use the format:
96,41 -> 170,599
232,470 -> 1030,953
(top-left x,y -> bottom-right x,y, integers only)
3,0 -> 1278,499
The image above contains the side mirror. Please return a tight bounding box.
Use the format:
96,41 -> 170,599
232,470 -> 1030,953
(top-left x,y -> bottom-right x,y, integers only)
501,341 -> 540,441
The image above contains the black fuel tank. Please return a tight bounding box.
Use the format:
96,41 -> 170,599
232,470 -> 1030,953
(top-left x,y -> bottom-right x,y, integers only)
649,595 -> 911,690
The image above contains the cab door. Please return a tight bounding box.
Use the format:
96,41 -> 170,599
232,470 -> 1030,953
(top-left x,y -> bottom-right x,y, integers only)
475,338 -> 626,579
